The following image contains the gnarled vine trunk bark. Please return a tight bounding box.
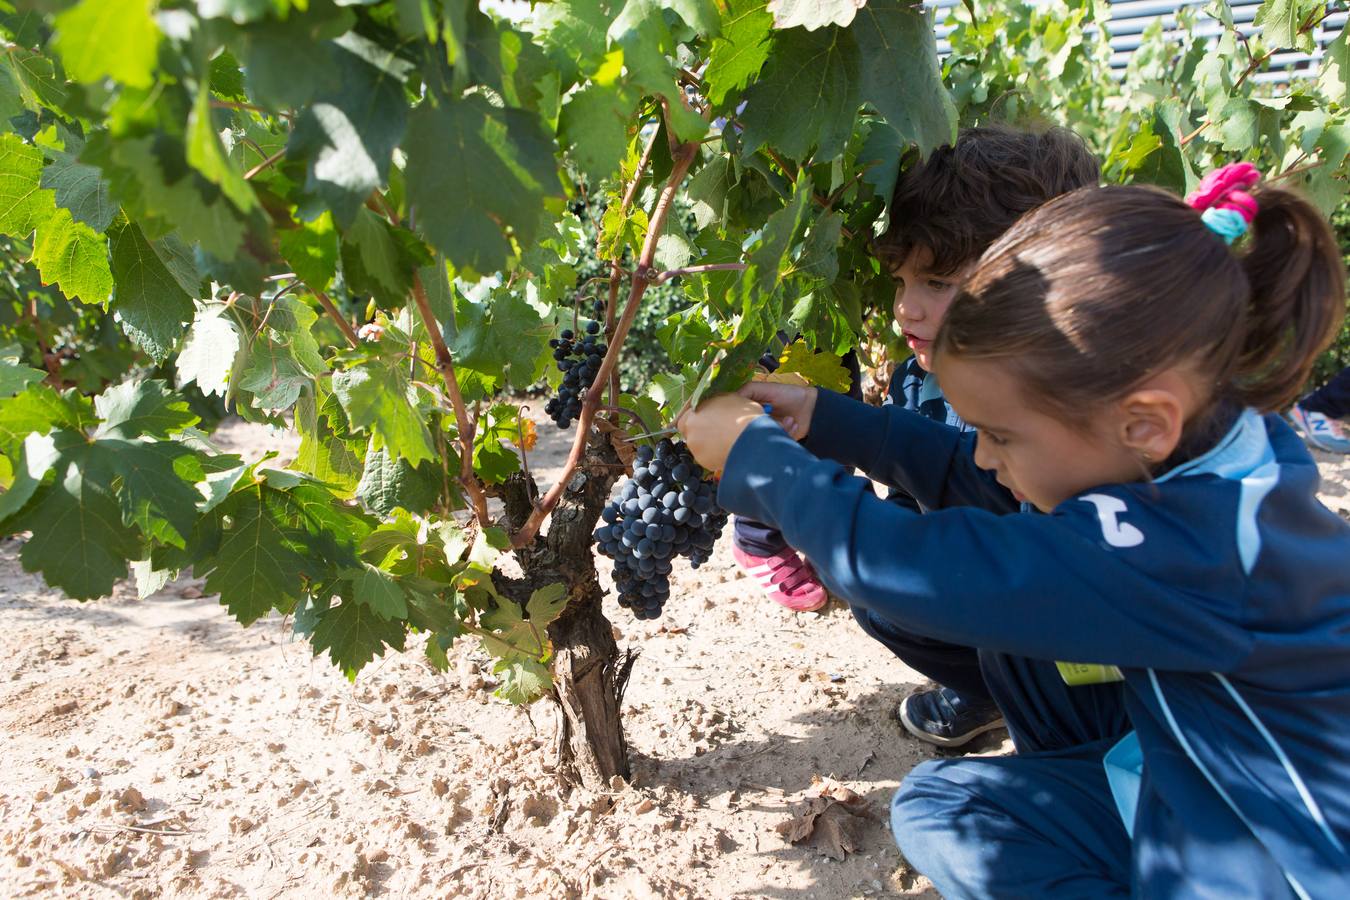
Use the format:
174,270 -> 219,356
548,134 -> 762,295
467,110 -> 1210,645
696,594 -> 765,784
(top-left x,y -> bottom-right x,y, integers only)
499,430 -> 631,789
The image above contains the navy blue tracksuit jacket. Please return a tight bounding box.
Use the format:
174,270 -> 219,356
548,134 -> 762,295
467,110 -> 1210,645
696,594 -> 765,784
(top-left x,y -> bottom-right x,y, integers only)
719,401 -> 1350,896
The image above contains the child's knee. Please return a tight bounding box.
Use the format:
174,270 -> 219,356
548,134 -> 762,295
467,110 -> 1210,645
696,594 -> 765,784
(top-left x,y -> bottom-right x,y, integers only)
890,760 -> 963,860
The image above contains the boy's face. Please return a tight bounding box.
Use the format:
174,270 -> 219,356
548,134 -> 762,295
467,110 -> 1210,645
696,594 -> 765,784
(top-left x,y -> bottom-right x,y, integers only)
890,246 -> 970,371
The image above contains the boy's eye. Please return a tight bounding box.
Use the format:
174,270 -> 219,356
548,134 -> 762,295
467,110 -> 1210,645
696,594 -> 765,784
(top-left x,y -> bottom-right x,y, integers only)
927,279 -> 951,291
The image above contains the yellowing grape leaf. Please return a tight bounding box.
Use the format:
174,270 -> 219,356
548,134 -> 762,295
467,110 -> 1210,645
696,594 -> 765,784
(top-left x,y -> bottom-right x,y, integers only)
775,340 -> 852,394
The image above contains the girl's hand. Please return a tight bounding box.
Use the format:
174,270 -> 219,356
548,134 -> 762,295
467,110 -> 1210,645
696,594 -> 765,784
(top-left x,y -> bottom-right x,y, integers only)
676,393 -> 767,473
737,381 -> 817,440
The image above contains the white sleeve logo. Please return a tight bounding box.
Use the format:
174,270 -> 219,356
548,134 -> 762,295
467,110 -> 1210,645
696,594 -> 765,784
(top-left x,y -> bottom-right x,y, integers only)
1079,494 -> 1145,548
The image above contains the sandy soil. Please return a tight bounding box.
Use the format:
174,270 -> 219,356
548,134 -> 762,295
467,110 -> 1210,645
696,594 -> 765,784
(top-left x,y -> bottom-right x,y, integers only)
1,409 -> 1347,900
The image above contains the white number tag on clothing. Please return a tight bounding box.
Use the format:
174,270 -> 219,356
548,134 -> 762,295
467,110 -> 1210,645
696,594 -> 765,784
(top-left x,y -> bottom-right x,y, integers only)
1080,493 -> 1145,548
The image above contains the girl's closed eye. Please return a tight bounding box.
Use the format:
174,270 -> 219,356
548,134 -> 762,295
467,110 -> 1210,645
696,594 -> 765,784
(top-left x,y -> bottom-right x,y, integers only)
981,430 -> 1009,446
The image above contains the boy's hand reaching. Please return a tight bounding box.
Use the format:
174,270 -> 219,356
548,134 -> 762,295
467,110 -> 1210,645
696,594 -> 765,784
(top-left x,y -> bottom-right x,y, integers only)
737,381 -> 817,440
676,394 -> 766,474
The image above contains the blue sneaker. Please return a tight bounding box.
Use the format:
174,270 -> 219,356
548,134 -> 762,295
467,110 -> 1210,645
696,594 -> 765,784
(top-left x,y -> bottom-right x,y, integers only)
897,686 -> 1005,747
1290,404 -> 1350,454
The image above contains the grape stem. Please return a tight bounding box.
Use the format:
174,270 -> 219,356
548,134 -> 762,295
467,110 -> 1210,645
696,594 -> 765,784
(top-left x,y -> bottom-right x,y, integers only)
598,404 -> 657,438
411,270 -> 492,528
512,116 -> 701,550
515,405 -> 537,505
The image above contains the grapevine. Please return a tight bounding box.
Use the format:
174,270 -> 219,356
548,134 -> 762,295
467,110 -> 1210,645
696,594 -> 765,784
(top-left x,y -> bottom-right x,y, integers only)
0,0 -> 1343,790
594,439 -> 729,620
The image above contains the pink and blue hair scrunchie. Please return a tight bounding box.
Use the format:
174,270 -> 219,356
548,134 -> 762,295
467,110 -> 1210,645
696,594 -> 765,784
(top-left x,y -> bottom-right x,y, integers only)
1185,162 -> 1261,245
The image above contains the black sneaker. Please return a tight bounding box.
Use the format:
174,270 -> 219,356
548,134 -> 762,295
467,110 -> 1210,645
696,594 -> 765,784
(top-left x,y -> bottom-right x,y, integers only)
896,686 -> 1005,747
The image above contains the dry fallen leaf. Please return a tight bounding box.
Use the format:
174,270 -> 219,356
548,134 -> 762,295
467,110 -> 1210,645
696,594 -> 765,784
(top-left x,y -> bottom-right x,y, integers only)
774,776 -> 874,860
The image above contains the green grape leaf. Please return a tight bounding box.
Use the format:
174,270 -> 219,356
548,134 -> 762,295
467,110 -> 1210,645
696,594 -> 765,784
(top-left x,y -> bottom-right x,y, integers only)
278,212 -> 339,291
794,211 -> 842,282
353,563 -> 409,620
243,16 -> 343,110
14,443 -> 141,600
857,119 -> 902,216
112,138 -> 246,260
1253,0 -> 1312,54
559,68 -> 635,185
40,149 -> 118,233
686,155 -> 735,230
0,432 -> 59,525
310,598 -> 407,678
479,598 -> 549,661
767,0 -> 866,29
197,481 -> 314,625
341,207 -> 417,301
108,221 -> 194,362
295,390 -> 363,495
0,385 -> 95,458
4,48 -> 68,114
94,379 -> 198,440
52,0 -> 161,89
405,94 -> 559,276
238,340 -> 313,412
31,207 -> 113,305
355,445 -> 442,516
0,133 -> 55,238
705,0 -> 773,106
131,559 -> 172,600
597,200 -> 648,259
775,339 -> 852,393
288,40 -> 407,227
852,2 -> 957,158
1320,27 -> 1350,108
0,344 -> 43,398
99,438 -> 207,547
1129,100 -> 1196,194
444,290 -> 551,390
492,657 -> 552,704
186,84 -> 257,213
739,24 -> 862,161
526,582 -> 569,626
531,0 -> 615,83
177,306 -> 242,398
332,361 -> 435,466
473,437 -> 520,484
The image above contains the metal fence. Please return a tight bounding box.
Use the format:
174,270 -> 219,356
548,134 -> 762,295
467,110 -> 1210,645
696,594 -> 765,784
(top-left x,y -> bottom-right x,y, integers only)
930,0 -> 1345,83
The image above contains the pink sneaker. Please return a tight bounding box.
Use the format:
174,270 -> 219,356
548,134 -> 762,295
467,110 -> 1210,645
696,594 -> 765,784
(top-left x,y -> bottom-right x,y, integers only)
732,546 -> 828,612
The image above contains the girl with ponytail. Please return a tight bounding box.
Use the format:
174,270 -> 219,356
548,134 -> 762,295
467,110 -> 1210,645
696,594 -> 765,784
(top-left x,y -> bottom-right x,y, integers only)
679,165 -> 1350,897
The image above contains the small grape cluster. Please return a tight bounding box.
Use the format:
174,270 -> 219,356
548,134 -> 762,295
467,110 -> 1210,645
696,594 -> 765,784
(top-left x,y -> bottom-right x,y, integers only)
594,439 -> 728,619
544,320 -> 606,429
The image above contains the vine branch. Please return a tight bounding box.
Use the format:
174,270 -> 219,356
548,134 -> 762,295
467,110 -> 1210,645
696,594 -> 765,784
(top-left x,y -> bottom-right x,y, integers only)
410,271 -> 491,528
603,125 -> 663,403
648,262 -> 748,284
244,147 -> 286,181
512,139 -> 701,549
313,290 -> 360,348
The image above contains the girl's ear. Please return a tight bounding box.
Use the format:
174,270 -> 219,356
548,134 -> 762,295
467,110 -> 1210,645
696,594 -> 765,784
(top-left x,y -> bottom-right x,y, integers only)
1117,388 -> 1186,464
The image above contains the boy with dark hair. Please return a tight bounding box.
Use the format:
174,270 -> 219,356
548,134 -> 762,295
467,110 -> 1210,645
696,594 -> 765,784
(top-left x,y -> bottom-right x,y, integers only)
741,126 -> 1116,749
868,126 -> 1107,747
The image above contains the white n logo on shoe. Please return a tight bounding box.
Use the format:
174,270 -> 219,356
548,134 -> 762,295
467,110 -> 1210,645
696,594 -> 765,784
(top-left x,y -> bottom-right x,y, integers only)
1079,493 -> 1144,548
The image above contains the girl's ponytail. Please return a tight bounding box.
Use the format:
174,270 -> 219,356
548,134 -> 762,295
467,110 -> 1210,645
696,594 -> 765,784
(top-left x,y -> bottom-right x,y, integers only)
1236,187 -> 1346,411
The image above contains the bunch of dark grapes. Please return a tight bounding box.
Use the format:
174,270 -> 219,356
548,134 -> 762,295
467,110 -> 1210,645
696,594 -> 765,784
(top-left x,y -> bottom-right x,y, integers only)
593,439 -> 728,619
544,320 -> 606,428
